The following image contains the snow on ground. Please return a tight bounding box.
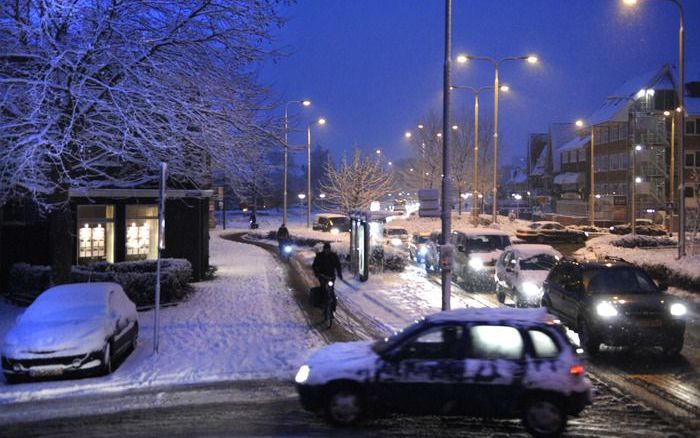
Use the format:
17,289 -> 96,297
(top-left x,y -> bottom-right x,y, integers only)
0,229 -> 322,404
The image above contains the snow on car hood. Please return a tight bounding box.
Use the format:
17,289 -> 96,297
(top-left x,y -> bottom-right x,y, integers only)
3,317 -> 108,358
304,341 -> 378,384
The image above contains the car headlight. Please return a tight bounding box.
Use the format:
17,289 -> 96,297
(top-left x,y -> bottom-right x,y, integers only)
391,238 -> 402,246
295,365 -> 310,384
609,226 -> 615,231
596,301 -> 618,318
468,257 -> 484,271
283,245 -> 293,254
521,282 -> 541,296
670,303 -> 687,317
418,246 -> 428,255
584,231 -> 589,237
330,228 -> 340,235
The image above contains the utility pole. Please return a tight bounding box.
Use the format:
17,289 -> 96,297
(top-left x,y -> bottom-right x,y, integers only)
440,0 -> 453,311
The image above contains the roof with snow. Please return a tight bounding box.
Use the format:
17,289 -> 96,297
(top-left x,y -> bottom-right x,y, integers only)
588,65 -> 675,125
427,307 -> 553,324
452,228 -> 509,236
530,148 -> 548,176
506,244 -> 562,259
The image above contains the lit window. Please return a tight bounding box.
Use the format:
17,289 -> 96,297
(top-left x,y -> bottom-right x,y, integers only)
126,205 -> 159,261
77,205 -> 115,264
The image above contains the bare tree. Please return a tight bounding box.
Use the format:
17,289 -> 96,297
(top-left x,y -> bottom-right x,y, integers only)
0,1 -> 282,281
320,149 -> 394,214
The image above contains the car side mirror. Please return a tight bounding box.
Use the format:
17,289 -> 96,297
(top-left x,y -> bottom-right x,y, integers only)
658,281 -> 668,291
457,245 -> 465,253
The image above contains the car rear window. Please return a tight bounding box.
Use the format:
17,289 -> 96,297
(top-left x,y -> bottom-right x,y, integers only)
528,329 -> 560,358
584,267 -> 658,294
468,325 -> 523,360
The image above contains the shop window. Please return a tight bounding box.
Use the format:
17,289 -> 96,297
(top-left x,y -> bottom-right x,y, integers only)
126,205 -> 159,261
77,205 -> 115,264
686,152 -> 696,168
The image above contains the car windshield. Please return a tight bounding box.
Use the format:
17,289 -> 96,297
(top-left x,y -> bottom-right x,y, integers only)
329,217 -> 348,227
386,229 -> 407,236
466,235 -> 510,252
528,223 -> 542,230
519,254 -> 558,270
371,319 -> 425,354
415,236 -> 430,244
584,267 -> 658,295
22,303 -> 106,323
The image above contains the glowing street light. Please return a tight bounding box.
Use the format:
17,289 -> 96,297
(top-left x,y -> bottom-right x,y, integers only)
456,52 -> 539,223
405,131 -> 412,139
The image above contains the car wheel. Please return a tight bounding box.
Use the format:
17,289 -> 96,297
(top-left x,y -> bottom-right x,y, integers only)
496,285 -> 506,304
522,396 -> 566,438
325,385 -> 364,425
662,338 -> 683,358
579,319 -> 600,356
101,342 -> 113,375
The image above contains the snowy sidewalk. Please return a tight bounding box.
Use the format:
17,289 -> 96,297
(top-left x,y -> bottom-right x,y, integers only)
0,230 -> 322,406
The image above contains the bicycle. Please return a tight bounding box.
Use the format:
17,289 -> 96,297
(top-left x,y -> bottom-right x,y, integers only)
318,274 -> 336,328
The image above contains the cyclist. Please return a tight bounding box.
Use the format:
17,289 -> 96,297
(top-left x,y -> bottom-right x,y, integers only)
277,223 -> 291,257
312,242 -> 343,316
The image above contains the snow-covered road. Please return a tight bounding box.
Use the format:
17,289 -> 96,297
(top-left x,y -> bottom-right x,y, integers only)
0,230 -> 322,409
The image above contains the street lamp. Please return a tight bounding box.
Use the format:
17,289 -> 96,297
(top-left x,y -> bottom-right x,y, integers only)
306,118 -> 326,228
284,99 -> 311,224
452,84 -> 510,223
457,53 -> 538,223
623,0 -> 685,256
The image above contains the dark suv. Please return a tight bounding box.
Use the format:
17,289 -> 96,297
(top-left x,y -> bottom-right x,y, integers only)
541,258 -> 687,356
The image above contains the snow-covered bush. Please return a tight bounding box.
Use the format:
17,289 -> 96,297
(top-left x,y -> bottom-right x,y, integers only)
611,235 -> 676,248
8,259 -> 193,307
383,247 -> 408,272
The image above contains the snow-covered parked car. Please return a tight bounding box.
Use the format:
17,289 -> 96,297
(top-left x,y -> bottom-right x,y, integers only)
295,307 -> 592,436
516,221 -> 587,244
495,244 -> 562,308
2,282 -> 139,383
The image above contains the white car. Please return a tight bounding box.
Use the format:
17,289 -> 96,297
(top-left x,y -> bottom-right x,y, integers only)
450,229 -> 512,290
495,244 -> 562,308
295,307 -> 592,436
2,282 -> 139,383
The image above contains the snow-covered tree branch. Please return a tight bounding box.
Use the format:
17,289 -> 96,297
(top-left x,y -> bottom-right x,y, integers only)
320,149 -> 394,214
0,0 -> 283,210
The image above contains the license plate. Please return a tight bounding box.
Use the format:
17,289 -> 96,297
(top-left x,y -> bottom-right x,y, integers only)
29,365 -> 64,377
638,319 -> 662,328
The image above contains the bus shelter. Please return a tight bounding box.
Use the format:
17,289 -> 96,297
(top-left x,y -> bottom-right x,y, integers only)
349,210 -> 393,281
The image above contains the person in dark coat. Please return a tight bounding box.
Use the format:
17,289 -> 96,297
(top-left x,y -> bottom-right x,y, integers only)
312,242 -> 343,282
312,242 -> 343,311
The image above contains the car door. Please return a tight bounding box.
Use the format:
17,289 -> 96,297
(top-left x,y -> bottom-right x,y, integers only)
559,266 -> 585,322
374,324 -> 467,415
461,324 -> 527,417
543,265 -> 567,319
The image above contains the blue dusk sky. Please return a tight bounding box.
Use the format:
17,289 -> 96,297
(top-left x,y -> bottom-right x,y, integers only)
260,0 -> 700,166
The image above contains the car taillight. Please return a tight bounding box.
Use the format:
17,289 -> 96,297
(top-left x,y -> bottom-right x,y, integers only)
569,364 -> 585,376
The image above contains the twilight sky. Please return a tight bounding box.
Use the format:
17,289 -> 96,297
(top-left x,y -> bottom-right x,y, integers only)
260,0 -> 700,166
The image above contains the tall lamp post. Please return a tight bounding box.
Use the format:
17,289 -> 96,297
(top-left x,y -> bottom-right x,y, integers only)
623,0 -> 685,257
576,119 -> 597,226
306,118 -> 326,228
452,84 -> 509,223
284,100 -> 311,225
457,53 -> 538,223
